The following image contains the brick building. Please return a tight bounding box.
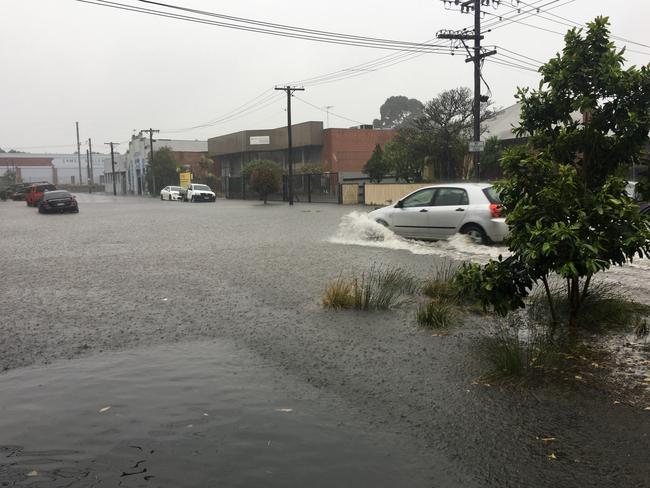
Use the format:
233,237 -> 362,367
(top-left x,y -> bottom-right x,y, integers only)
207,121 -> 396,181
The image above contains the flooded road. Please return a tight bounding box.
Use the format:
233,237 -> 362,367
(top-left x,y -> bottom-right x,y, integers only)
1,196 -> 648,487
0,341 -> 432,487
331,210 -> 650,303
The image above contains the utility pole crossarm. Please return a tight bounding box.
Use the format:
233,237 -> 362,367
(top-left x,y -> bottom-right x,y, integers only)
465,49 -> 497,63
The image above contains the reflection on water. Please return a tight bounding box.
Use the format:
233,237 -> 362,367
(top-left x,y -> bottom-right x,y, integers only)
0,341 -> 432,488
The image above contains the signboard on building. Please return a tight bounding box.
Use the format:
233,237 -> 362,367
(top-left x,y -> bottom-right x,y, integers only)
250,136 -> 270,145
468,140 -> 485,153
179,172 -> 192,188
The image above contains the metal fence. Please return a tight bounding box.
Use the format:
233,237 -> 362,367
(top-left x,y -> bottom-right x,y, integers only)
225,173 -> 339,203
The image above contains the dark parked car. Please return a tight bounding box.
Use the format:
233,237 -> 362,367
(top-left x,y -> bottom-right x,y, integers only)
37,190 -> 79,214
9,182 -> 48,201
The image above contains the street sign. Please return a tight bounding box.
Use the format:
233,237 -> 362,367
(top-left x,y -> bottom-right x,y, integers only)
179,172 -> 192,187
468,141 -> 485,152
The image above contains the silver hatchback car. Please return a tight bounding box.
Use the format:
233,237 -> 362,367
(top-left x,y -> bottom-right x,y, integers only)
367,183 -> 508,244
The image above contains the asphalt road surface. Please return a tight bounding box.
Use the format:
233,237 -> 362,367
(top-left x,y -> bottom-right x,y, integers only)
0,195 -> 648,487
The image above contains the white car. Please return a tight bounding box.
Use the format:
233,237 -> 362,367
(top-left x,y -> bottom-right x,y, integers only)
367,183 -> 508,244
160,186 -> 182,201
184,184 -> 216,203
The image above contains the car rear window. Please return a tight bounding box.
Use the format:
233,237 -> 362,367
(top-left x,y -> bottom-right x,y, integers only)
482,186 -> 502,204
44,191 -> 72,200
37,184 -> 56,191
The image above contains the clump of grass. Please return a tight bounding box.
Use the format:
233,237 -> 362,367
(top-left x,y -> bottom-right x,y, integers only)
479,319 -> 562,381
323,278 -> 354,309
323,265 -> 418,311
528,281 -> 650,333
421,262 -> 461,302
416,301 -> 454,330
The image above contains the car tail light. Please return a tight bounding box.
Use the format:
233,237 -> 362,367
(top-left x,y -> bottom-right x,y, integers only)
490,204 -> 502,218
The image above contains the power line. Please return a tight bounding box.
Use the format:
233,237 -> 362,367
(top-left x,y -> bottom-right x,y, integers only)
517,0 -> 650,50
160,91 -> 282,133
292,96 -> 366,126
75,0 -> 457,53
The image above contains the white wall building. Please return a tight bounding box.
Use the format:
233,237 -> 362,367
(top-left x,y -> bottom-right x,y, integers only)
0,152 -> 108,185
103,154 -> 128,194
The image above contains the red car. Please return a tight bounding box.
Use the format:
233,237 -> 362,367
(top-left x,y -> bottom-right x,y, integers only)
25,183 -> 57,207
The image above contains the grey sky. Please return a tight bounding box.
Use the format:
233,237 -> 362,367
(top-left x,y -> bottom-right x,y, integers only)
1,0 -> 649,153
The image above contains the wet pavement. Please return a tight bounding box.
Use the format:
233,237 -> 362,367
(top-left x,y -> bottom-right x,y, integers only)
0,195 -> 649,487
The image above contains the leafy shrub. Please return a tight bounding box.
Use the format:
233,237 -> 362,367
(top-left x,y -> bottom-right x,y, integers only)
243,159 -> 282,204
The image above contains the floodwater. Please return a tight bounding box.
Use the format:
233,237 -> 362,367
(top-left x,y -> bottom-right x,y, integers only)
330,210 -> 650,302
0,340 -> 432,487
1,197 -> 648,488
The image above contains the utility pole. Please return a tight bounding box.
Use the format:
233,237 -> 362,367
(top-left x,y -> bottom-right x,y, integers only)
105,142 -> 119,196
324,105 -> 334,129
75,122 -> 82,185
438,0 -> 498,181
275,85 -> 305,205
86,149 -> 91,194
141,128 -> 159,196
88,138 -> 94,190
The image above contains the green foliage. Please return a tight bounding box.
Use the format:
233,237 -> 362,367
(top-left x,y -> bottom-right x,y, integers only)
457,17 -> 650,330
383,129 -> 430,183
382,87 -> 494,182
477,136 -> 503,180
456,256 -> 534,316
362,144 -> 391,183
514,16 -> 650,190
373,95 -> 424,129
245,159 -> 282,204
416,87 -> 494,181
416,301 -> 454,330
322,266 -> 418,311
146,146 -> 179,194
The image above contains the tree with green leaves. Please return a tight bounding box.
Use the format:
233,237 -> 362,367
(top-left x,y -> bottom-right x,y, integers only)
244,159 -> 282,204
373,96 -> 424,129
362,144 -> 391,183
146,146 -> 179,194
477,136 -> 503,180
416,87 -> 494,180
457,17 -> 650,330
383,129 -> 431,182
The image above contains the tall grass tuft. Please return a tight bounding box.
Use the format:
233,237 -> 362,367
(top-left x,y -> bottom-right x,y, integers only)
421,262 -> 461,302
323,265 -> 418,311
528,280 -> 650,333
479,319 -> 561,381
416,301 -> 454,330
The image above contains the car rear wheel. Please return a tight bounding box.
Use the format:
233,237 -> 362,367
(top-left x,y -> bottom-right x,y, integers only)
460,224 -> 489,245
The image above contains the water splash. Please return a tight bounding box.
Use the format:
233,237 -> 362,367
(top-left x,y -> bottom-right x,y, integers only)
328,211 -> 507,262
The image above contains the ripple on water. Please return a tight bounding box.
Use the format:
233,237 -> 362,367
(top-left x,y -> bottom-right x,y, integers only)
0,341 -> 436,488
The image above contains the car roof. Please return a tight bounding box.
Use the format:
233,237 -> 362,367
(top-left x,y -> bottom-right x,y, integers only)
415,182 -> 493,190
